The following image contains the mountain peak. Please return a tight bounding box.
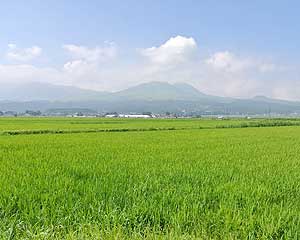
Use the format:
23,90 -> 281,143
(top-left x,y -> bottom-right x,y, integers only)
252,95 -> 270,101
115,81 -> 206,101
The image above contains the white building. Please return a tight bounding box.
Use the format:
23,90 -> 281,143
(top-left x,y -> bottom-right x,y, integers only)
118,114 -> 152,118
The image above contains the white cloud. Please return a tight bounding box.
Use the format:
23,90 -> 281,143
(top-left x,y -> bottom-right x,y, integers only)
201,51 -> 282,98
205,51 -> 278,74
63,60 -> 96,74
1,37 -> 300,100
7,44 -> 42,61
63,43 -> 117,62
8,43 -> 17,49
0,64 -> 60,85
140,35 -> 197,65
62,59 -> 103,88
205,51 -> 254,73
258,63 -> 276,73
62,43 -> 117,86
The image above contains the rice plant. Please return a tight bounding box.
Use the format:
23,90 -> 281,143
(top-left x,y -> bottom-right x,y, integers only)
1,118 -> 300,238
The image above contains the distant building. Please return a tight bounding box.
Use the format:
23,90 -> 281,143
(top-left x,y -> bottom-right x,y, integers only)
118,114 -> 152,118
24,110 -> 42,116
3,111 -> 18,117
105,114 -> 118,118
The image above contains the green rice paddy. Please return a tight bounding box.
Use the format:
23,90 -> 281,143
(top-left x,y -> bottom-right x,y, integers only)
1,117 -> 300,239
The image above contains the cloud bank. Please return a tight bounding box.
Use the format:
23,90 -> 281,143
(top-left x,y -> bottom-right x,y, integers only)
140,36 -> 197,65
7,44 -> 42,62
0,36 -> 299,100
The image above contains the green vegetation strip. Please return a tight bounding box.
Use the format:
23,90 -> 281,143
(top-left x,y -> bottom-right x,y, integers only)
217,120 -> 300,128
1,120 -> 300,136
0,127 -> 181,136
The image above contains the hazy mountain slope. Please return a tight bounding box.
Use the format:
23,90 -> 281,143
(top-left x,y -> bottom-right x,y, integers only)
0,82 -> 109,101
1,81 -> 300,114
251,96 -> 300,106
114,82 -> 209,101
0,81 -> 242,103
2,97 -> 300,115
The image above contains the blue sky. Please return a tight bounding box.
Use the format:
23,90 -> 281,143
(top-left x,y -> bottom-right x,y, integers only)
1,1 -> 300,99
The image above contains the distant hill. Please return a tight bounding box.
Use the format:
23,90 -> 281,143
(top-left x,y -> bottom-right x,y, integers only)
1,81 -> 300,115
0,82 -> 109,101
0,81 -> 225,102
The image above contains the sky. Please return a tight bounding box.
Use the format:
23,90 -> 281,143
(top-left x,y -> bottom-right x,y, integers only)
1,0 -> 300,100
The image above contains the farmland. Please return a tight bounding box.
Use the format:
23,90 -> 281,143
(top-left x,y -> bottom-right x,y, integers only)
1,118 -> 300,239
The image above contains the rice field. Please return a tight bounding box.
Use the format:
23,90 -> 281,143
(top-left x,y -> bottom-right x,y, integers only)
1,117 -> 300,239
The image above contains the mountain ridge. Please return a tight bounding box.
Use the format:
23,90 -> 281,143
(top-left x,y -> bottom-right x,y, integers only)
1,81 -> 300,115
114,81 -> 210,101
0,81 -> 297,103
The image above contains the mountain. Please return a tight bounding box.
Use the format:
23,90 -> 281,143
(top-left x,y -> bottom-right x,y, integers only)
0,82 -> 109,101
114,81 -> 209,101
0,81 -> 221,102
1,81 -> 300,115
0,81 -> 210,102
251,95 -> 300,106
